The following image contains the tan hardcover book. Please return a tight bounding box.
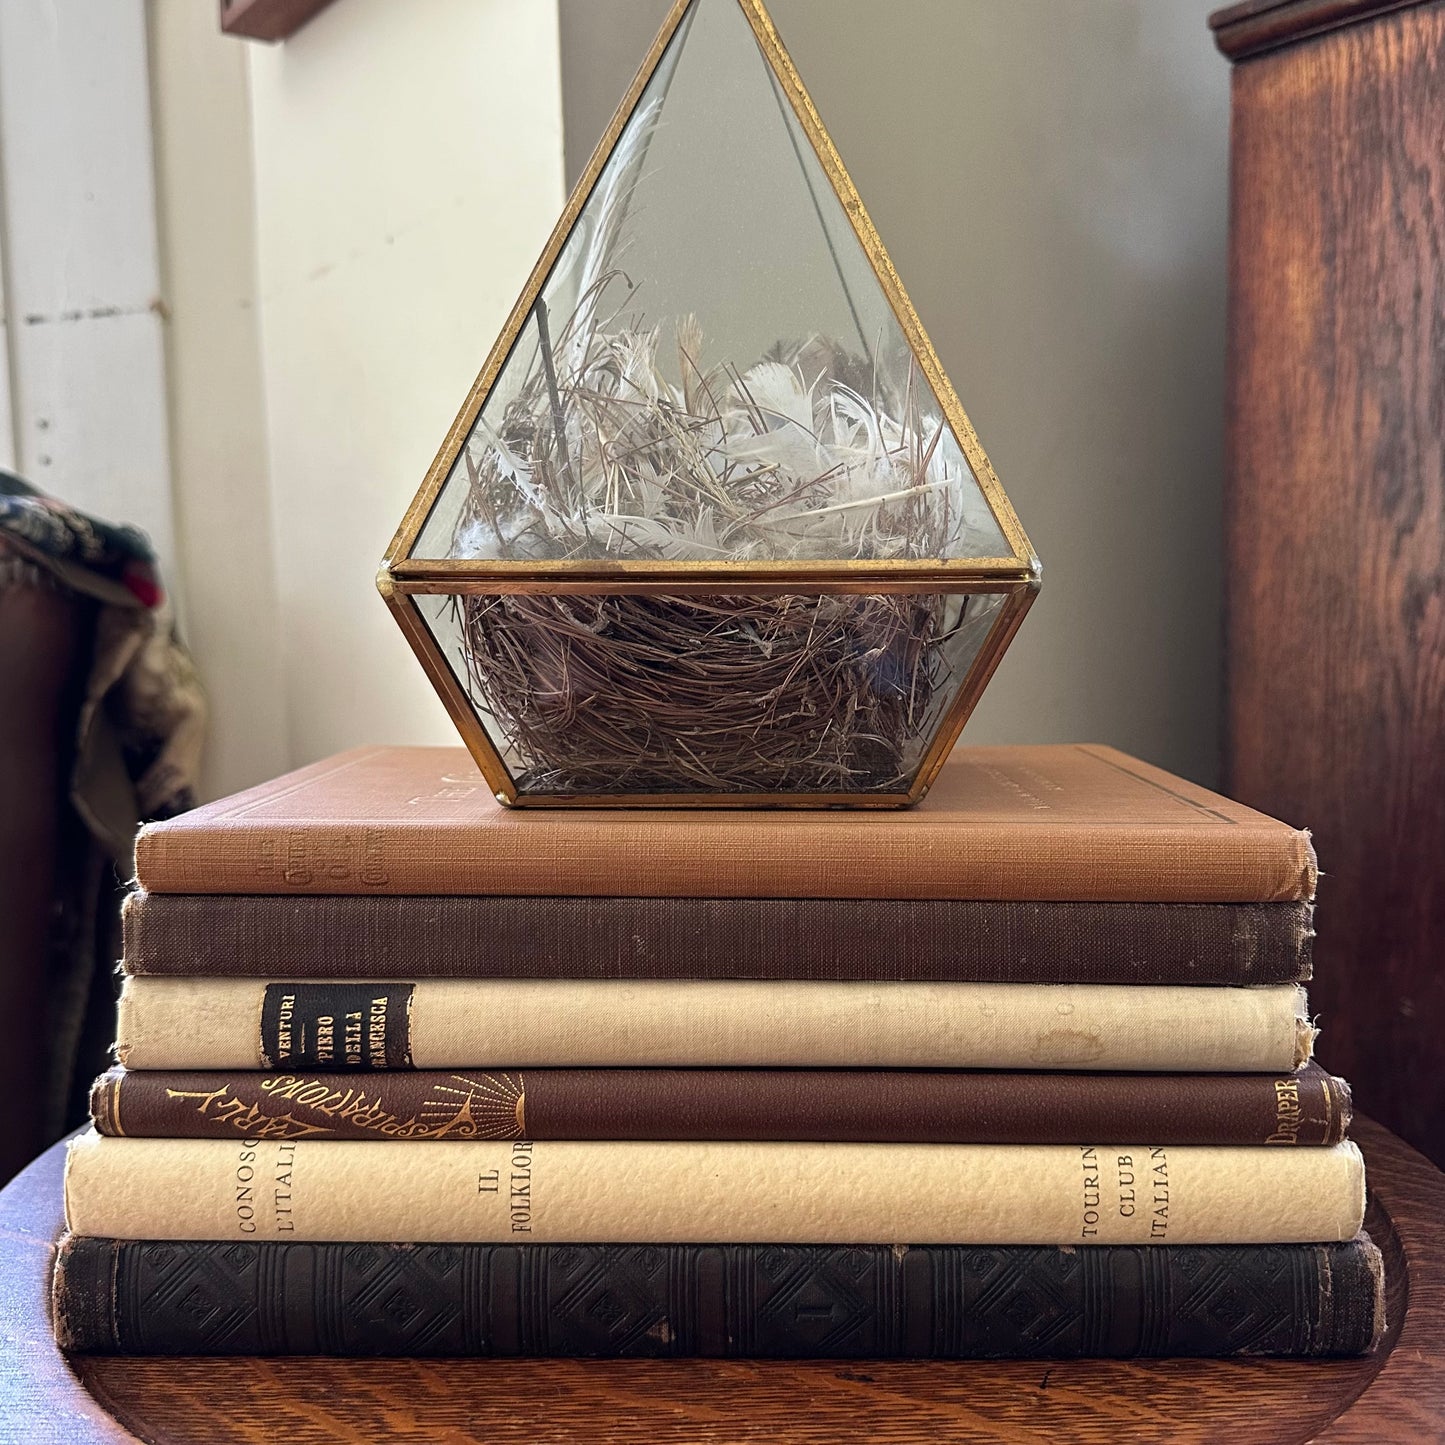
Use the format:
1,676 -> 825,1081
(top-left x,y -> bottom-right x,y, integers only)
131,745 -> 1317,902
112,977 -> 1315,1073
63,1133 -> 1366,1246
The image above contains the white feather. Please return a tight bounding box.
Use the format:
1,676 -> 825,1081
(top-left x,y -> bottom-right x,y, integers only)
565,99 -> 663,378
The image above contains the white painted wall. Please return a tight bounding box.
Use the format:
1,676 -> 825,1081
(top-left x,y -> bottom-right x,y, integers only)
0,0 -> 174,565
144,0 -> 1222,793
245,0 -> 564,766
145,0 -> 564,791
149,0 -> 288,801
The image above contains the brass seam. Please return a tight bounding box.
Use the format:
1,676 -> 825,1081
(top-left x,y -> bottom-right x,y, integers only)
380,0 -> 1037,581
377,0 -> 1040,806
908,586 -> 1037,801
381,0 -> 696,573
386,574 -> 1036,596
733,0 -> 1036,570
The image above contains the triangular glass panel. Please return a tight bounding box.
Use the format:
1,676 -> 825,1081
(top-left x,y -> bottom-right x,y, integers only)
383,0 -> 1037,806
410,0 -> 1014,566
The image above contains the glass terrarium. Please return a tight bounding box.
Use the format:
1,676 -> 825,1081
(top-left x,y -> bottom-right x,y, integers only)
379,0 -> 1038,807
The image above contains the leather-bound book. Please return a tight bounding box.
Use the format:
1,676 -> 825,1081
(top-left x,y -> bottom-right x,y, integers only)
131,744 -> 1317,903
53,1234 -> 1386,1358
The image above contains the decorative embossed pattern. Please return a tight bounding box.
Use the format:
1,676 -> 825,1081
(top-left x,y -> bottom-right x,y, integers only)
55,1237 -> 1382,1358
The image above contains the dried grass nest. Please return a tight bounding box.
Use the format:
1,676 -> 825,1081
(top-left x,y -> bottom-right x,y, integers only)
445,99 -> 993,794
456,590 -> 975,795
446,309 -> 991,794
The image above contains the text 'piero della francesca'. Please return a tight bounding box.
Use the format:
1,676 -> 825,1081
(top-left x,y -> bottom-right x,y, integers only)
380,0 -> 1038,807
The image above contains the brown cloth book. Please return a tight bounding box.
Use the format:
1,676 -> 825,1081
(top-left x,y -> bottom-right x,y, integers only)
53,1234 -> 1387,1358
90,1062 -> 1352,1146
120,892 -> 1315,984
132,744 -> 1317,902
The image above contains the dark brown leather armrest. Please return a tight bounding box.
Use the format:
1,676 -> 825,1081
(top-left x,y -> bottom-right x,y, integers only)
0,543 -> 89,1181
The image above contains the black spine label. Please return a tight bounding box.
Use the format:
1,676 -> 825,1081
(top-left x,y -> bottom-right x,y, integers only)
259,984 -> 414,1070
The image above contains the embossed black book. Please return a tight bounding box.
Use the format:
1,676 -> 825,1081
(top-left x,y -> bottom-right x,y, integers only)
54,1236 -> 1385,1358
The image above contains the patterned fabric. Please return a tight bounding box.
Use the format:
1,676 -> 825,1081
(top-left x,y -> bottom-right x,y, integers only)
0,471 -> 204,847
0,472 -> 162,607
55,1237 -> 1384,1358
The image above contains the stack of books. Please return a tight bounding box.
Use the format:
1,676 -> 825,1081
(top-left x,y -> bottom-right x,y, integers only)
54,743 -> 1382,1359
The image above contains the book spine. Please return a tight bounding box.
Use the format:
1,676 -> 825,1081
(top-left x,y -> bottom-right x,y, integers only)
53,1233 -> 1385,1358
120,892 -> 1315,985
89,1063 -> 1354,1145
63,1134 -> 1367,1245
113,978 -> 1316,1072
130,818 -> 1319,903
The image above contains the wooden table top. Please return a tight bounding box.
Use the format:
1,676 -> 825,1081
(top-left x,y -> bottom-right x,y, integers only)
2,1117 -> 1443,1444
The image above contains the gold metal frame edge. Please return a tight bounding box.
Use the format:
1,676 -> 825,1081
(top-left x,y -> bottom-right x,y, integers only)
396,578 -> 1037,810
375,0 -> 1042,809
379,0 -> 1038,582
734,0 -> 1036,573
380,0 -> 695,576
906,583 -> 1038,802
383,588 -> 518,801
387,567 -> 1037,597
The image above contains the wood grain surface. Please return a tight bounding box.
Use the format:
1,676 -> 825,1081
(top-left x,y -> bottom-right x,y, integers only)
1219,0 -> 1445,1165
1,1118 -> 1442,1444
1210,0 -> 1429,59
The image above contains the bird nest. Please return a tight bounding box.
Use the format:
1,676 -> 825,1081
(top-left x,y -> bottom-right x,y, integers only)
455,590 -> 965,795
439,99 -> 994,796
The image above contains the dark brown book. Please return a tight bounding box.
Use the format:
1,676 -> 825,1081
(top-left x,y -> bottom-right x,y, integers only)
89,1063 -> 1351,1145
120,891 -> 1314,984
131,744 -> 1318,902
53,1234 -> 1385,1358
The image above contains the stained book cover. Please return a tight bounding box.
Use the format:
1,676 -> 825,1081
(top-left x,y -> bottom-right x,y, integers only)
53,1234 -> 1386,1358
120,892 -> 1315,985
112,977 -> 1316,1073
90,1062 -> 1352,1146
62,1134 -> 1367,1245
131,744 -> 1318,902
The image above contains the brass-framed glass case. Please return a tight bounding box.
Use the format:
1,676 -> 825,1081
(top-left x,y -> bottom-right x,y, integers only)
379,0 -> 1039,807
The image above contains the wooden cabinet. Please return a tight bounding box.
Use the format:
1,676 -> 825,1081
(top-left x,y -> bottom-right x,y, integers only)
1212,0 -> 1445,1161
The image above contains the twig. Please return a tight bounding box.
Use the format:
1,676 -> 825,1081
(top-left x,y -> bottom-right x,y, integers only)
535,298 -> 582,523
